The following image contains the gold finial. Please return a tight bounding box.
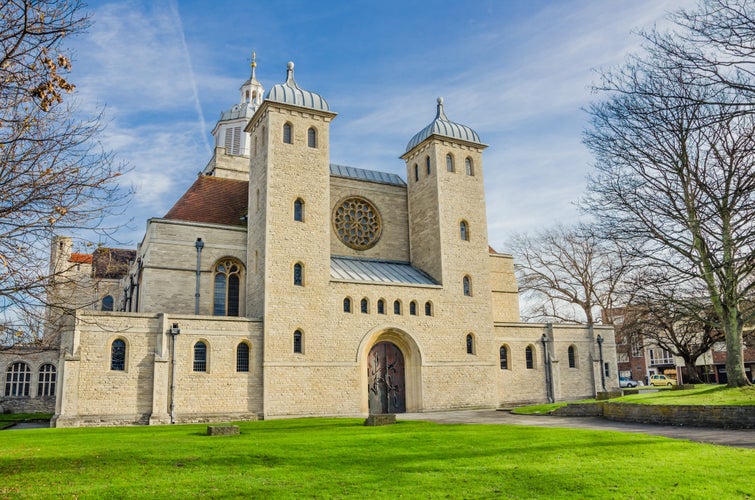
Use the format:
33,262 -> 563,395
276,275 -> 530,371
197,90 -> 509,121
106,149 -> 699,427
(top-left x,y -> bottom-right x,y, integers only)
251,51 -> 257,68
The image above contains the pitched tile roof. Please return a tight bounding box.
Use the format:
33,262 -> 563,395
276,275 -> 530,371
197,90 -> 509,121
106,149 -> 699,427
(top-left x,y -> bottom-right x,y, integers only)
164,176 -> 249,227
69,253 -> 93,264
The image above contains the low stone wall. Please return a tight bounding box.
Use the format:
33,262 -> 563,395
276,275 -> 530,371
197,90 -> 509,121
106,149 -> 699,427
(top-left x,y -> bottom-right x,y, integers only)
602,403 -> 755,429
550,403 -> 604,417
0,396 -> 55,414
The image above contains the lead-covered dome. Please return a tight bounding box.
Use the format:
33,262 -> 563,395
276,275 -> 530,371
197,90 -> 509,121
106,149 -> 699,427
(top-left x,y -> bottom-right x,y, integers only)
406,97 -> 481,152
266,61 -> 329,112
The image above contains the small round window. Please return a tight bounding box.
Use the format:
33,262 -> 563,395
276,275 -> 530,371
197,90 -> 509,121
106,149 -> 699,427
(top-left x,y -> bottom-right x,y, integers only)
332,197 -> 382,250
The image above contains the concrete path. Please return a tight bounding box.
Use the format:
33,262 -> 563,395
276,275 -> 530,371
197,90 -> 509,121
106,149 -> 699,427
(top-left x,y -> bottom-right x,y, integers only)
399,409 -> 755,449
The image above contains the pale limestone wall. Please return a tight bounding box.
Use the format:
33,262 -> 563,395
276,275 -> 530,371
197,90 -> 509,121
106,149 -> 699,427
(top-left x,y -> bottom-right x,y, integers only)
489,253 -> 520,322
203,146 -> 251,181
494,323 -> 618,406
0,347 -> 59,413
329,176 -> 410,262
136,219 -> 247,316
53,312 -> 262,427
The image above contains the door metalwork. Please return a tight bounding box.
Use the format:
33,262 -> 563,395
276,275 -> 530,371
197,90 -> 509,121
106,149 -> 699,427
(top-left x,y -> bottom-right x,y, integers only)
367,341 -> 406,414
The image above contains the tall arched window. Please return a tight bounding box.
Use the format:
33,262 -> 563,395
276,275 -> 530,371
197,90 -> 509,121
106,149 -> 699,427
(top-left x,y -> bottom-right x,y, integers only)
101,295 -> 114,311
343,297 -> 352,313
463,275 -> 472,296
466,334 -> 475,355
465,157 -> 474,176
294,198 -> 304,222
193,341 -> 207,372
214,259 -> 242,316
4,362 -> 31,397
414,164 -> 419,182
394,300 -> 402,315
568,345 -> 577,368
293,330 -> 303,353
525,345 -> 534,369
38,364 -> 56,396
460,220 -> 469,241
361,298 -> 369,314
426,155 -> 431,175
236,343 -> 250,372
500,345 -> 509,370
446,153 -> 454,172
425,301 -> 433,316
409,301 -> 418,316
283,122 -> 293,144
377,299 -> 385,315
111,339 -> 126,371
307,127 -> 317,148
293,263 -> 304,286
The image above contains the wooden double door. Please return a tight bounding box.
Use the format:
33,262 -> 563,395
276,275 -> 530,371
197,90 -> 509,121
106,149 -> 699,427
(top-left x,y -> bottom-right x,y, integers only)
367,341 -> 406,414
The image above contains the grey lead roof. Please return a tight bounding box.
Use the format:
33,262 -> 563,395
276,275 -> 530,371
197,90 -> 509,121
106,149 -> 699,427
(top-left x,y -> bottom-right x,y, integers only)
331,256 -> 437,286
330,164 -> 406,187
266,61 -> 330,112
406,97 -> 482,152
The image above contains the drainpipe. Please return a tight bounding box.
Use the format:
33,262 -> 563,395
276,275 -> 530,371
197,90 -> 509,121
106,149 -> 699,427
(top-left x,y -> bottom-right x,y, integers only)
168,323 -> 181,424
597,333 -> 606,392
541,329 -> 554,404
194,238 -> 204,315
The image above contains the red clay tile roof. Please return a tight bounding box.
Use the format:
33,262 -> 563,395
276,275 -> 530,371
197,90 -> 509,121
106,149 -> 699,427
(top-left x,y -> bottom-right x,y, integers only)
69,253 -> 93,264
164,176 -> 248,226
489,245 -> 497,254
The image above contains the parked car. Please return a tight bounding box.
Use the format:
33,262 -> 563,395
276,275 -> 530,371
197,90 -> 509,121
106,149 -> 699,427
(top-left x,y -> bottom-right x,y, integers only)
649,374 -> 677,386
619,377 -> 639,388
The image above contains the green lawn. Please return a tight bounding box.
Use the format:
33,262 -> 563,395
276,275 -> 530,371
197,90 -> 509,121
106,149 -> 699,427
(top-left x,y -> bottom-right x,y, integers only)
612,384 -> 755,405
1,418 -> 753,498
0,413 -> 54,430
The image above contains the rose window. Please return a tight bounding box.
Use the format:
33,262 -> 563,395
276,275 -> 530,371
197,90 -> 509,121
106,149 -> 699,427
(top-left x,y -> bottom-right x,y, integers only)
333,197 -> 382,250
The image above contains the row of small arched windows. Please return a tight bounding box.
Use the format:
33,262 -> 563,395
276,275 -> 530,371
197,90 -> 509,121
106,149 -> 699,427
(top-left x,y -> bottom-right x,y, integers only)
344,297 -> 434,317
4,362 -> 56,398
283,122 -> 318,148
412,154 -> 475,182
498,344 -> 578,370
110,339 -> 257,373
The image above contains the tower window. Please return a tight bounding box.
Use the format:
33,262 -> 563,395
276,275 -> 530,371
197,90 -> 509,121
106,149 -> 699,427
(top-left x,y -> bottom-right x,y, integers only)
466,334 -> 475,355
101,295 -> 114,312
500,345 -> 509,370
111,339 -> 126,371
294,198 -> 304,222
293,330 -> 303,353
446,154 -> 454,172
460,220 -> 469,241
568,345 -> 576,368
463,275 -> 472,296
426,155 -> 431,175
308,127 -> 317,148
414,164 -> 419,182
293,263 -> 304,286
236,343 -> 250,372
213,259 -> 243,316
283,123 -> 293,144
193,341 -> 207,372
465,157 -> 474,176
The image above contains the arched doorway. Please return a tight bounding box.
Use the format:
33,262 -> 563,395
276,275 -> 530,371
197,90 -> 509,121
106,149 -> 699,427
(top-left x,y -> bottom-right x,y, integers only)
367,341 -> 406,414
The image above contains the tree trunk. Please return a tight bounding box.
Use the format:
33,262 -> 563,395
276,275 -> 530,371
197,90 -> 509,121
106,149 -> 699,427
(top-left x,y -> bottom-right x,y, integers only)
723,309 -> 750,387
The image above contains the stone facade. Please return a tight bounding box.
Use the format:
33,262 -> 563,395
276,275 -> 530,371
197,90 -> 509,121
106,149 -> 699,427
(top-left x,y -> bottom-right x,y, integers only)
1,60 -> 618,425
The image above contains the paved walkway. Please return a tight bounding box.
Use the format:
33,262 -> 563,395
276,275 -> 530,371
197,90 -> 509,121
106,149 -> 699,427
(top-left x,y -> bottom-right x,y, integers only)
399,409 -> 755,449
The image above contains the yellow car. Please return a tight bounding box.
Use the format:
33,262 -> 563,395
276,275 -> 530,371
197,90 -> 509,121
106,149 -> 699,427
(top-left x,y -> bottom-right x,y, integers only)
649,374 -> 677,386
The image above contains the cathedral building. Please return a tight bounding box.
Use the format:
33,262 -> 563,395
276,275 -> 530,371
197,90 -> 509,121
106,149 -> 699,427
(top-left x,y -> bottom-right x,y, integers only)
1,58 -> 618,426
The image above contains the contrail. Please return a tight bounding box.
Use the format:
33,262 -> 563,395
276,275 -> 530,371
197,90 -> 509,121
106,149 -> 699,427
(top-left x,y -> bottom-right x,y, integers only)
170,0 -> 211,156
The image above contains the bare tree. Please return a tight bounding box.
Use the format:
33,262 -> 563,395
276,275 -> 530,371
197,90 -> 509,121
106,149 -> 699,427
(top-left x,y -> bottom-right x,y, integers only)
1,0 -> 130,345
509,224 -> 634,325
583,1 -> 755,387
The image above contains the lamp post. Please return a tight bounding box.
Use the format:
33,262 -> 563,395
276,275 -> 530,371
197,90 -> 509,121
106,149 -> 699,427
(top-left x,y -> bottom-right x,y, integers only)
194,238 -> 204,315
597,334 -> 606,392
168,323 -> 181,424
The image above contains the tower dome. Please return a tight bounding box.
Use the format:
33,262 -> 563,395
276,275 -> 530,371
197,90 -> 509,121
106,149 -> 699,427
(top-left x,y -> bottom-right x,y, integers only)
406,97 -> 481,152
266,62 -> 329,112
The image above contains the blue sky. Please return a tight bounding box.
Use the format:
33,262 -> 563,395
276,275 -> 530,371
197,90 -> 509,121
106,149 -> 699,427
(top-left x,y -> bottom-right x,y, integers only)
67,0 -> 688,252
